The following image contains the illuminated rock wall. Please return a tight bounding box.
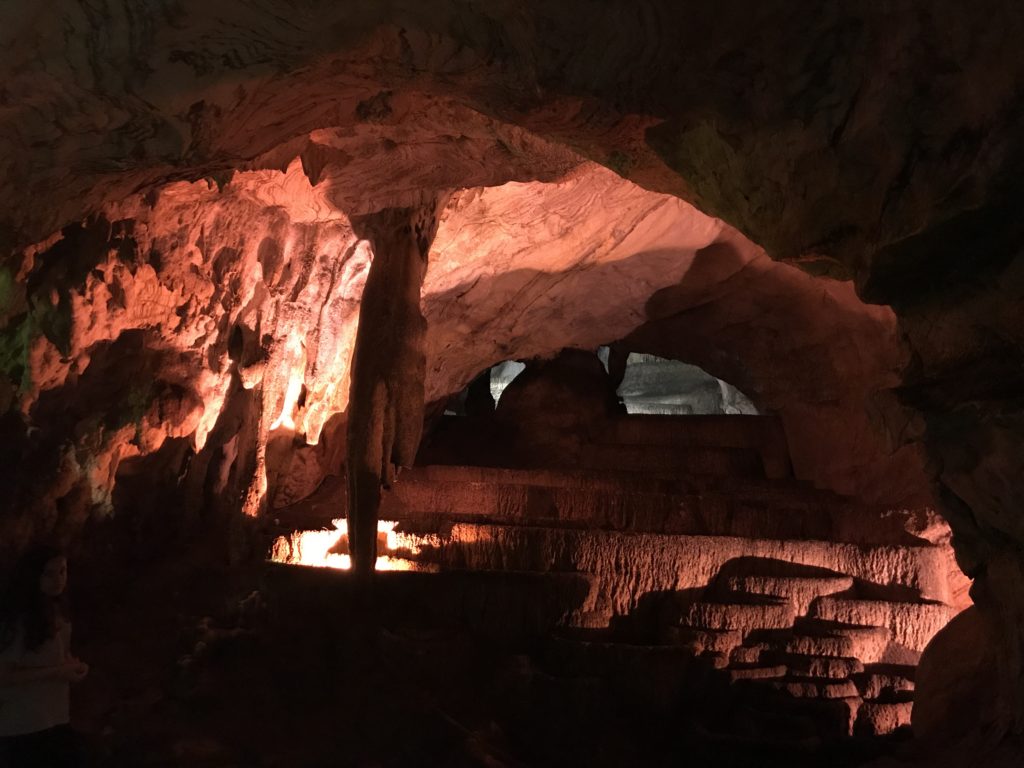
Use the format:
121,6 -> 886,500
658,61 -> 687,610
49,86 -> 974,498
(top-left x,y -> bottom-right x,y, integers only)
2,2 -> 1023,753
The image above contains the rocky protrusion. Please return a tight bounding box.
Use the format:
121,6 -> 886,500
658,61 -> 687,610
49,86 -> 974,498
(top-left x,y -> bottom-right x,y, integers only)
345,199 -> 446,576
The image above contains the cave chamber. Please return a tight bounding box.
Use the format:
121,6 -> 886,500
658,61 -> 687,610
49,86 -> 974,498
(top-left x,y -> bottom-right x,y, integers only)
1,3 -> 1022,766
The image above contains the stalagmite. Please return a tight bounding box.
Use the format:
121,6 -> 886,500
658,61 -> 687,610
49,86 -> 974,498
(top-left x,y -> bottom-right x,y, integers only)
345,199 -> 447,577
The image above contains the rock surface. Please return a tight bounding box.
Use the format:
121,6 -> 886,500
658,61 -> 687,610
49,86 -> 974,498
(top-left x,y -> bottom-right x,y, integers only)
0,160 -> 919,555
913,606 -> 1002,745
1,1 -> 1022,756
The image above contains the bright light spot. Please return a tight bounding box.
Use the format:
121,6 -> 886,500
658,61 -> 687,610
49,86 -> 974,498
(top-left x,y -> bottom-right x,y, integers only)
270,374 -> 304,431
269,518 -> 439,572
489,360 -> 526,404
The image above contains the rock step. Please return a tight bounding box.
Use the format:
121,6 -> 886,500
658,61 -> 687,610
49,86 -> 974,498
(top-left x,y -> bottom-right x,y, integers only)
396,464 -> 910,519
663,627 -> 741,655
387,481 -> 903,544
437,525 -> 954,620
729,645 -> 767,665
769,653 -> 864,680
694,503 -> 838,544
721,573 -> 855,615
808,596 -> 955,652
286,464 -> 940,547
399,464 -> 835,495
794,618 -> 892,662
727,664 -> 788,682
680,597 -> 797,636
854,700 -> 913,736
773,620 -> 891,663
387,480 -> 686,532
701,651 -> 730,670
400,464 -> 683,491
853,669 -> 916,700
783,634 -> 856,659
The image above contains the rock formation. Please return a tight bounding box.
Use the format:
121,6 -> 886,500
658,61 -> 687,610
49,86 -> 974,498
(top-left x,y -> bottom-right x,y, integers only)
346,201 -> 444,575
277,408 -> 967,749
1,1 -> 1023,762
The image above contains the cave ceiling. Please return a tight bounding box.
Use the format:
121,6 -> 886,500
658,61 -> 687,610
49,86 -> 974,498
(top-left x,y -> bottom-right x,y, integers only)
3,1 -> 1021,271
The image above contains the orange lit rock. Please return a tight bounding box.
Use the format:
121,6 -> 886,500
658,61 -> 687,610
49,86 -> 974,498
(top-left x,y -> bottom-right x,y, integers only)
1,2 -> 1022,759
346,202 -> 444,575
1,152 -> 928,548
441,523 -> 952,619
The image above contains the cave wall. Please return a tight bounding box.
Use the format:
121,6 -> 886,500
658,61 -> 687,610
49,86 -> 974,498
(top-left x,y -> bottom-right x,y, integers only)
618,241 -> 927,505
2,0 -> 1023,749
3,1 -> 1020,268
0,159 -> 922,556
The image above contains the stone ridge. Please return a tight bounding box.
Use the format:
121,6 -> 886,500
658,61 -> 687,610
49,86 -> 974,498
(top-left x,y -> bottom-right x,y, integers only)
274,411 -> 964,743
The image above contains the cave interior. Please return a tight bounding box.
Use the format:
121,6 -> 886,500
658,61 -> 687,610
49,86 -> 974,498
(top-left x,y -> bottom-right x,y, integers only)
2,3 -> 1024,767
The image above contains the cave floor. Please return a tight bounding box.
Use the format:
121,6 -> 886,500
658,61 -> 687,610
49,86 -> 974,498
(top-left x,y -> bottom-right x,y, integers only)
67,546 -> 919,768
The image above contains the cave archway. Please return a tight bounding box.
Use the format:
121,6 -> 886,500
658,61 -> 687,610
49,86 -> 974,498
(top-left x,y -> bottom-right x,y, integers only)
2,3 -> 1023,764
478,351 -> 760,417
0,132 -> 972,767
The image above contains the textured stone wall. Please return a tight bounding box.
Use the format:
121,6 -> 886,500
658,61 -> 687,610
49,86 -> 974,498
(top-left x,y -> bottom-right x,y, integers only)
2,0 -> 1022,750
0,161 -> 918,551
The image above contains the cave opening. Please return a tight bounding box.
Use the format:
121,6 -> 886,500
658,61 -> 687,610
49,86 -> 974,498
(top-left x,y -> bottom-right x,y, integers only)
2,4 -> 1021,767
611,350 -> 760,416
454,349 -> 760,417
